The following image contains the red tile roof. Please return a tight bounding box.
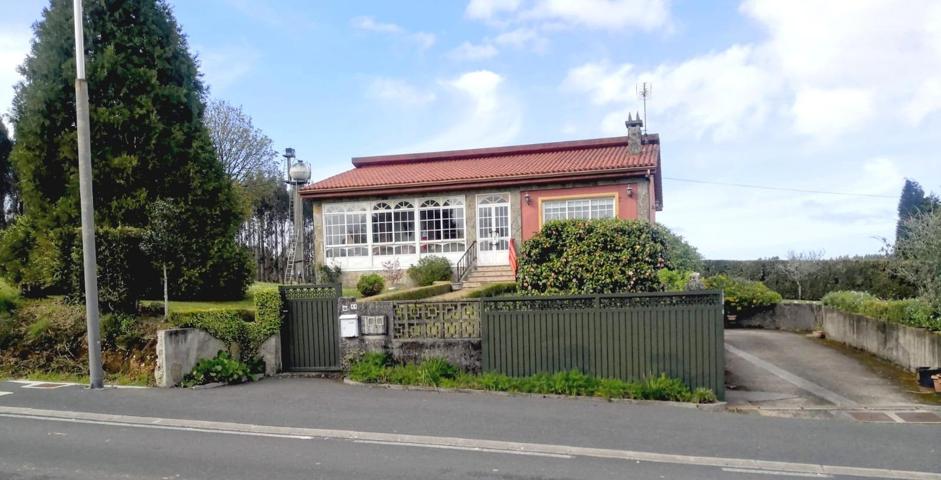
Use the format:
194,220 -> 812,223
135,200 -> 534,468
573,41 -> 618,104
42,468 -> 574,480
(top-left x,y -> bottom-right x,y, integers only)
301,135 -> 660,199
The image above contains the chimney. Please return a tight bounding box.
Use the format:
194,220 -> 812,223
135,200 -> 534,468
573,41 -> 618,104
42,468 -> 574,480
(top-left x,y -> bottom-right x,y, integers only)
625,112 -> 643,154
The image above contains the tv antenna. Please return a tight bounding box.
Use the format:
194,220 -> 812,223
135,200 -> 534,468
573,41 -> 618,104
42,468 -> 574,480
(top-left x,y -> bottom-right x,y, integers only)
636,82 -> 652,134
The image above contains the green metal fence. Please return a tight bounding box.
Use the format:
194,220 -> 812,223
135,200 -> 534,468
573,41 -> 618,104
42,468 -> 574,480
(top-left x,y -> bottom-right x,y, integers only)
480,291 -> 725,399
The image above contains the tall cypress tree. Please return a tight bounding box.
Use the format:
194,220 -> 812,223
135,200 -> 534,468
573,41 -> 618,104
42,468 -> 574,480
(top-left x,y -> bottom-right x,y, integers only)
7,0 -> 250,299
896,179 -> 939,243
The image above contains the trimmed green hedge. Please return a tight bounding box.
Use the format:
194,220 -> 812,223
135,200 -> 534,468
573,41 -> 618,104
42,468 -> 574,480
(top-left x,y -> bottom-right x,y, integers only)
466,282 -> 517,298
357,273 -> 385,297
821,291 -> 940,332
703,274 -> 782,317
407,256 -> 452,286
517,219 -> 667,295
170,287 -> 283,359
702,257 -> 916,301
363,282 -> 451,301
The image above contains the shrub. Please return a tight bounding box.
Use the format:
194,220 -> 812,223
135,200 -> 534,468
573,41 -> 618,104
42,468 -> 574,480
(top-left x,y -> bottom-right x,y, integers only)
821,291 -> 941,332
704,274 -> 782,317
407,256 -> 453,286
364,282 -> 451,301
466,282 -> 517,298
357,274 -> 385,297
0,279 -> 20,314
101,312 -> 143,351
655,226 -> 704,272
517,219 -> 667,295
639,374 -> 693,402
418,358 -> 458,386
68,227 -> 158,313
690,387 -> 718,404
180,351 -> 252,387
318,264 -> 342,284
348,352 -> 391,382
657,269 -> 693,291
251,287 -> 282,348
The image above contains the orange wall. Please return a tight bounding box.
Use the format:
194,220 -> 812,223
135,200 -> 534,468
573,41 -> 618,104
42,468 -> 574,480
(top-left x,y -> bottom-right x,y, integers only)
519,182 -> 640,241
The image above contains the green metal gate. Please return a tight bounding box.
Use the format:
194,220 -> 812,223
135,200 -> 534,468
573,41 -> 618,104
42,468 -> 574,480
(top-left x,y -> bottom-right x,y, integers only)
481,291 -> 725,399
280,284 -> 341,372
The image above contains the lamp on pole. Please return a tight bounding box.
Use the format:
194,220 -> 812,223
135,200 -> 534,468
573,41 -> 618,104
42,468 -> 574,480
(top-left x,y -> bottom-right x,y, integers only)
73,0 -> 104,389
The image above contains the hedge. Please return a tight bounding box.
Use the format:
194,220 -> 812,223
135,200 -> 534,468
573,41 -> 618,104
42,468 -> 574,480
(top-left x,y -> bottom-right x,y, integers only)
821,291 -> 941,332
703,274 -> 782,317
170,287 -> 283,359
702,257 -> 915,301
407,256 -> 452,286
517,219 -> 666,295
466,282 -> 517,298
362,282 -> 451,301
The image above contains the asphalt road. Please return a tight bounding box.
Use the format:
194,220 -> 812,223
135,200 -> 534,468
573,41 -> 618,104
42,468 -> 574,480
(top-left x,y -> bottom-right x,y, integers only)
0,378 -> 938,480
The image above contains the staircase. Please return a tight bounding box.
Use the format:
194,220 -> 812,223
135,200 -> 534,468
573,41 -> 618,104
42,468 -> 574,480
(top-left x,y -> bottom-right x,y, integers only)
461,265 -> 516,289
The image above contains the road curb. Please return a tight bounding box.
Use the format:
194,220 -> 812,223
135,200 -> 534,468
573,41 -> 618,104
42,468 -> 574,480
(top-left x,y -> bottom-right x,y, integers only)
341,378 -> 727,412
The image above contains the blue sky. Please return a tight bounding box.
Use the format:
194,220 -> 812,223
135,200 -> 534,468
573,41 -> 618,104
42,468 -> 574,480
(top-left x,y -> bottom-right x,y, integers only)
1,0 -> 940,260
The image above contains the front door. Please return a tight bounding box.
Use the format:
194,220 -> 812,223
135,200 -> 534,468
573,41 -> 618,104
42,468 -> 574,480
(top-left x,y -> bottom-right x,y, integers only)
477,193 -> 510,266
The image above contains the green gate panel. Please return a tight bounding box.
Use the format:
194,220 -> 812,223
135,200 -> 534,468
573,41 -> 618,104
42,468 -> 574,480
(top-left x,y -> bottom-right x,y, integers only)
280,284 -> 341,372
481,291 -> 725,400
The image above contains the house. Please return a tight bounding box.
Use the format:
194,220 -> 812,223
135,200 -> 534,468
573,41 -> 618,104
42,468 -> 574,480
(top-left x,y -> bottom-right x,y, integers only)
300,118 -> 662,287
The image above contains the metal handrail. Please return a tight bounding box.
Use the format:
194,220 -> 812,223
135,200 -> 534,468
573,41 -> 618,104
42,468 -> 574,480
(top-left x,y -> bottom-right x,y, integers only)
454,240 -> 478,282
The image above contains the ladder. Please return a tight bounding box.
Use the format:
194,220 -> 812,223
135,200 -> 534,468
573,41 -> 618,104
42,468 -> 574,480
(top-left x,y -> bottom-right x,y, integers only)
283,183 -> 302,284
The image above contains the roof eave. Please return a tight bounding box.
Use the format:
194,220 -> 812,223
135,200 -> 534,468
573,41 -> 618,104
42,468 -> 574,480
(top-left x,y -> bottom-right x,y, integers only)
300,167 -> 653,200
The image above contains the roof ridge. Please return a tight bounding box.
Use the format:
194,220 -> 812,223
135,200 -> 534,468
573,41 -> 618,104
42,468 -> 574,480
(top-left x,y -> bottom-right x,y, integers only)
351,136 -> 633,167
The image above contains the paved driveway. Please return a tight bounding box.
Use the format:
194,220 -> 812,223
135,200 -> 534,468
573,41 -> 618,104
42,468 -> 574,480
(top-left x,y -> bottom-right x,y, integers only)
725,329 -> 941,422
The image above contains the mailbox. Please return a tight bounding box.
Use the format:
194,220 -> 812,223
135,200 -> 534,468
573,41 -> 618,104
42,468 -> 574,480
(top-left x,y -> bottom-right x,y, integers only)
339,314 -> 359,338
362,315 -> 386,335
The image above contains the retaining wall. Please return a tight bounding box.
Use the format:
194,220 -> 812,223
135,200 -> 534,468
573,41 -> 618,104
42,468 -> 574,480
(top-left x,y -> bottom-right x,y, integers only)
737,301 -> 822,332
154,328 -> 281,387
822,307 -> 941,371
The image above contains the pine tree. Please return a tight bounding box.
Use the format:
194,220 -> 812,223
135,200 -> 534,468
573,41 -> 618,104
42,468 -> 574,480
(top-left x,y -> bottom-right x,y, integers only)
6,0 -> 251,300
896,179 -> 939,243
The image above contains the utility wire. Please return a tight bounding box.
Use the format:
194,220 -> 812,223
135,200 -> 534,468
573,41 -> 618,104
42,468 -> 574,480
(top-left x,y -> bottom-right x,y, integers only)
662,177 -> 896,199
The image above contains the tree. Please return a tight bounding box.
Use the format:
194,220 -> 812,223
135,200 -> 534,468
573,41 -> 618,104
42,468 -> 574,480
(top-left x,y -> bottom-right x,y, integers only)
656,225 -> 704,272
6,0 -> 251,299
893,209 -> 941,312
142,200 -> 185,318
896,179 -> 939,243
777,250 -> 824,300
205,99 -> 278,184
0,119 -> 12,228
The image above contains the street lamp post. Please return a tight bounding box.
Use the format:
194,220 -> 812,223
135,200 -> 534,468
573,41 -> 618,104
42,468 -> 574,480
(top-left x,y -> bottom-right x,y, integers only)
73,0 -> 104,389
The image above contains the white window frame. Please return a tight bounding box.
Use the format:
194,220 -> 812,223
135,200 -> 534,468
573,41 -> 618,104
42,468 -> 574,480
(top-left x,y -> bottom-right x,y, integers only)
540,196 -> 617,223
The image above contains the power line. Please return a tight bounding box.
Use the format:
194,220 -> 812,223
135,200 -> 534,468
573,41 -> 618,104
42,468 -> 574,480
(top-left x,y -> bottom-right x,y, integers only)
662,177 -> 896,199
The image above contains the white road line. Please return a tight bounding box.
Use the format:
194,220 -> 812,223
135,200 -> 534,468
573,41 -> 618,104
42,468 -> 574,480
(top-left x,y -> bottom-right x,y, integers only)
0,405 -> 938,480
7,380 -> 147,389
725,343 -> 859,407
884,412 -> 906,423
723,467 -> 833,478
0,391 -> 11,397
353,439 -> 574,459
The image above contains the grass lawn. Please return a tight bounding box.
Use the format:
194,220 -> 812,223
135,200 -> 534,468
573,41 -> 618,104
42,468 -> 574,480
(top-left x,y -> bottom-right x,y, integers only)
140,282 -> 279,313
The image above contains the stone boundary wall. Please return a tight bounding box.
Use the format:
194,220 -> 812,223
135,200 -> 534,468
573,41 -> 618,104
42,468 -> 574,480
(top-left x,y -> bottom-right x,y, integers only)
155,328 -> 281,387
822,307 -> 941,372
736,301 -> 822,332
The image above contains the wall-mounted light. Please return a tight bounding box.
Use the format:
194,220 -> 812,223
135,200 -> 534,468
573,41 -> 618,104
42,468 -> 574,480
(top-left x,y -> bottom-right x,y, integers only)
627,186 -> 634,198
524,192 -> 531,205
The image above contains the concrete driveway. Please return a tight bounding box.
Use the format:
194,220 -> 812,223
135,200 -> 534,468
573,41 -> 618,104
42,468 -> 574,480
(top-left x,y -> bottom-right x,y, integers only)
725,329 -> 941,422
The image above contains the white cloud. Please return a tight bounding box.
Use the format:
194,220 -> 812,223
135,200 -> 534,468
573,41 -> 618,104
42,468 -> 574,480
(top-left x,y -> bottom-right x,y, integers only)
403,70 -> 521,152
0,29 -> 32,122
565,45 -> 779,141
565,0 -> 941,141
465,0 -> 522,20
525,0 -> 671,30
449,41 -> 499,61
195,44 -> 261,93
493,27 -> 548,52
367,78 -> 436,106
351,16 -> 436,50
791,88 -> 874,138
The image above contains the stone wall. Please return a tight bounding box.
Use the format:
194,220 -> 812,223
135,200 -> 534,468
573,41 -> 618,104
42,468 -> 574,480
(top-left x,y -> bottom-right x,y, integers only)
822,307 -> 941,371
154,328 -> 281,387
737,301 -> 822,332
